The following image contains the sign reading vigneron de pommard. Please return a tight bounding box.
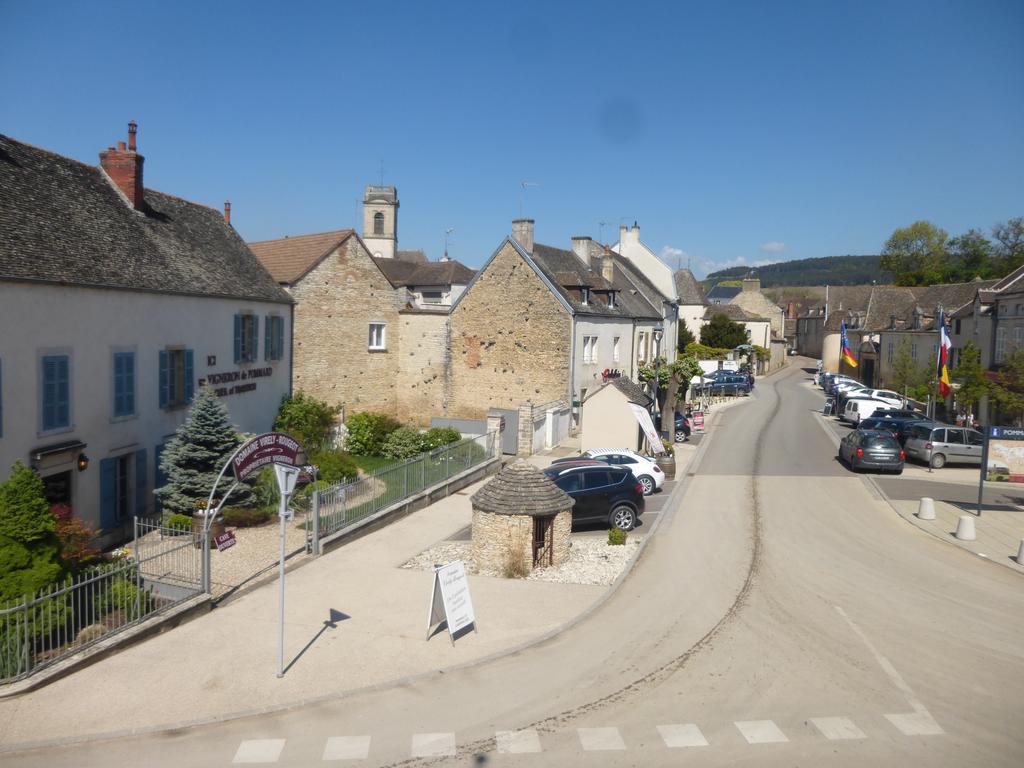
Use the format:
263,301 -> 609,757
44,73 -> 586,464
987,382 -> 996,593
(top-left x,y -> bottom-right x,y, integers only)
232,432 -> 302,481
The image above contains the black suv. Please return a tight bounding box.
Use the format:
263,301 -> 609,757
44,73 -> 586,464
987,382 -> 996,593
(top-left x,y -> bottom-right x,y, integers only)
542,462 -> 645,531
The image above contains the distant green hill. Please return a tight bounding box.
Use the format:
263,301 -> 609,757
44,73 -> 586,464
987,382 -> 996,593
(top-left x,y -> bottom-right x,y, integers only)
704,255 -> 890,288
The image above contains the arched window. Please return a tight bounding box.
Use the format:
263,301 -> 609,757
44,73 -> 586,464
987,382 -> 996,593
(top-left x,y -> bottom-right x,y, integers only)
373,212 -> 384,235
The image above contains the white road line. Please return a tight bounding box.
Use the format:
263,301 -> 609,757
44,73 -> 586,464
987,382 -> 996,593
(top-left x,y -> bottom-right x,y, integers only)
657,723 -> 709,747
323,735 -> 372,760
734,720 -> 789,744
835,605 -> 944,736
577,727 -> 626,751
495,729 -> 542,754
811,717 -> 866,740
410,732 -> 456,758
232,739 -> 286,764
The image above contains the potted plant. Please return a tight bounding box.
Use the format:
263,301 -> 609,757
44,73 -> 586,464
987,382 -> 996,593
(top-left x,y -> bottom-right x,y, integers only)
656,438 -> 676,479
191,498 -> 226,548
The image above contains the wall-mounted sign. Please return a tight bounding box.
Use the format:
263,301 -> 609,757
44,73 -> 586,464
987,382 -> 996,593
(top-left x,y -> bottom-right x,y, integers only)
200,366 -> 274,398
232,432 -> 302,482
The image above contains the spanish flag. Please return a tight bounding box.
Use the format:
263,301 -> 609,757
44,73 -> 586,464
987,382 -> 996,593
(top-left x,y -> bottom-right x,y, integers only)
840,321 -> 858,368
937,311 -> 952,397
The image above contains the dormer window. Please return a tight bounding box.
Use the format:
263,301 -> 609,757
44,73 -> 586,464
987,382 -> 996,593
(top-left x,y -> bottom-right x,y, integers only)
608,291 -> 616,309
580,287 -> 590,305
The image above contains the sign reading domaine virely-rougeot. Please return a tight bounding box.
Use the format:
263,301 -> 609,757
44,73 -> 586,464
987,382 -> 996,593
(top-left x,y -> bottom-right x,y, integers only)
232,432 -> 302,482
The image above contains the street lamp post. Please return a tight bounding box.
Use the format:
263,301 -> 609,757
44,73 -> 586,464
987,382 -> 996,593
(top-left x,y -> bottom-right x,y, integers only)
653,325 -> 664,438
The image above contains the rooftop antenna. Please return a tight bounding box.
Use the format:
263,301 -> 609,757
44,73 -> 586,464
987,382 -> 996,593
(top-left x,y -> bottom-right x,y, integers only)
598,220 -> 610,244
519,180 -> 540,217
443,227 -> 455,261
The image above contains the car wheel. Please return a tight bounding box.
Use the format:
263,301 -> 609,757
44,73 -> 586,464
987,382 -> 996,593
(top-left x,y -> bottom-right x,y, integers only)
930,453 -> 946,469
675,429 -> 686,443
638,475 -> 655,495
610,505 -> 637,531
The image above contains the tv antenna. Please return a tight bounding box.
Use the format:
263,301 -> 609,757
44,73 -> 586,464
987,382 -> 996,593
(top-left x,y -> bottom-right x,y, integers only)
443,227 -> 455,261
598,220 -> 610,244
519,180 -> 540,217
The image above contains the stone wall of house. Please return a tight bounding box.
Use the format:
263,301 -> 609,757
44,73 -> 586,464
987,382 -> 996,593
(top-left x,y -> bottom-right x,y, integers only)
449,241 -> 572,419
397,310 -> 450,425
470,508 -> 572,573
290,236 -> 402,415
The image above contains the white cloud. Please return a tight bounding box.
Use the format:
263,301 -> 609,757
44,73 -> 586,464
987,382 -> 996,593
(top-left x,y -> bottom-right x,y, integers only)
658,245 -> 690,267
760,241 -> 786,253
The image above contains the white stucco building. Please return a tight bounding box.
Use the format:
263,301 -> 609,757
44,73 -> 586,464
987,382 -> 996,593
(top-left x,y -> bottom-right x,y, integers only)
612,222 -> 678,352
0,124 -> 292,546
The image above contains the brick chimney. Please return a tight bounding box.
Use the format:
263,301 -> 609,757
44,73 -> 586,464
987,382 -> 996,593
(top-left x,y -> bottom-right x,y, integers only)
224,200 -> 232,224
571,236 -> 592,267
742,276 -> 760,292
512,218 -> 534,254
99,121 -> 145,210
602,245 -> 615,284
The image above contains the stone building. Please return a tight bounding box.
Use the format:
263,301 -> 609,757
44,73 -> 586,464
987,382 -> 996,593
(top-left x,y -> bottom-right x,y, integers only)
0,124 -> 292,546
674,268 -> 709,350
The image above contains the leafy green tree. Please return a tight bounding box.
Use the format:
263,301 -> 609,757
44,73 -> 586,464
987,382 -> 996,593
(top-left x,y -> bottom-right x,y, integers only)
155,387 -> 253,516
952,342 -> 988,417
700,313 -> 748,349
0,462 -> 64,604
993,217 -> 1024,275
684,341 -> 731,360
345,412 -> 402,456
677,319 -> 696,353
948,229 -> 994,281
880,221 -> 950,286
989,348 -> 1024,426
273,391 -> 339,454
888,339 -> 932,401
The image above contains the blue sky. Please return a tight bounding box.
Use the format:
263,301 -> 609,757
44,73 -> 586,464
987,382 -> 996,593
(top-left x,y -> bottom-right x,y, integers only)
2,0 -> 1021,278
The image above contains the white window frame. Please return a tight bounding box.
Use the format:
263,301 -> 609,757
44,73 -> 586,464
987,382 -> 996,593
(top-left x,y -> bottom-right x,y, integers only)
1014,325 -> 1023,351
608,292 -> 616,309
369,323 -> 387,351
582,335 -> 598,364
887,341 -> 894,364
910,342 -> 918,360
613,336 -> 620,363
238,313 -> 258,363
580,287 -> 590,306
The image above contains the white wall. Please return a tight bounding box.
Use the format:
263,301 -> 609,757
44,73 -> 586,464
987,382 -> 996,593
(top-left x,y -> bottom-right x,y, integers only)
581,385 -> 641,453
0,282 -> 291,543
613,224 -> 678,355
574,317 -> 636,403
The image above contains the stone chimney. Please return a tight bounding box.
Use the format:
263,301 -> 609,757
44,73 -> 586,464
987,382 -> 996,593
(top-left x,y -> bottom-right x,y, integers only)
99,121 -> 145,210
571,236 -> 592,267
602,245 -> 615,284
512,219 -> 534,254
223,200 -> 231,224
786,301 -> 794,318
742,276 -> 760,292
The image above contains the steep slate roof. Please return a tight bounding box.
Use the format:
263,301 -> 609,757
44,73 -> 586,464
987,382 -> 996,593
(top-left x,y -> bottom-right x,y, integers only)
373,256 -> 475,287
610,376 -> 654,407
704,304 -> 769,322
530,243 -> 662,320
674,268 -> 708,305
706,285 -> 741,302
249,229 -> 356,285
0,134 -> 290,303
395,249 -> 428,263
471,460 -> 572,516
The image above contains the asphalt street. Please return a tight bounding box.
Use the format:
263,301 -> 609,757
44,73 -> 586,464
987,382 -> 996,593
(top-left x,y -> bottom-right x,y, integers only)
8,361 -> 1024,767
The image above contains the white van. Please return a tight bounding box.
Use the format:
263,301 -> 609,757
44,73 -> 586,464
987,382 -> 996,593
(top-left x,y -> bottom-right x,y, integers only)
841,397 -> 893,425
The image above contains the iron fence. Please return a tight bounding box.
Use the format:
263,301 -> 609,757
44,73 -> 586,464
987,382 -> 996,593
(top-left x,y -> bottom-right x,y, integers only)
0,517 -> 202,684
313,431 -> 497,544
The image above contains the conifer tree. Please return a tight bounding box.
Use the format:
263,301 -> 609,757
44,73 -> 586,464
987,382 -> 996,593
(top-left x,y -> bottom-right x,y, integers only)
155,387 -> 253,516
0,461 -> 64,603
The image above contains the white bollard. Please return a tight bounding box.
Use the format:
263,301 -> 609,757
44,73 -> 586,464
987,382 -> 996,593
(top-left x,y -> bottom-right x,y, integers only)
955,515 -> 976,541
917,497 -> 936,520
1016,539 -> 1024,565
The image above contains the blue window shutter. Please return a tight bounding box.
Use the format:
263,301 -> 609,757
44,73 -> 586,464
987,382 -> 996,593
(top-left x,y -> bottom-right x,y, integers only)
184,349 -> 194,402
100,458 -> 117,531
126,353 -> 135,415
276,317 -> 284,361
251,316 -> 259,362
134,449 -> 147,518
233,314 -> 242,363
264,316 -> 270,361
159,351 -> 169,409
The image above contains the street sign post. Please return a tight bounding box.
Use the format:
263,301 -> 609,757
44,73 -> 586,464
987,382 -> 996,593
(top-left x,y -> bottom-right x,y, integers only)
273,463 -> 300,678
977,426 -> 1024,518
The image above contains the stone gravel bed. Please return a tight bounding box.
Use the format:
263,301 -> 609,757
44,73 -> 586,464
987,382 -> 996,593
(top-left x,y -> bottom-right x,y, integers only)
400,536 -> 644,586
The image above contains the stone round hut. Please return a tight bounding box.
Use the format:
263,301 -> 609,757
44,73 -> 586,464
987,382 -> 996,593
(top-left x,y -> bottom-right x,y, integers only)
470,460 -> 574,575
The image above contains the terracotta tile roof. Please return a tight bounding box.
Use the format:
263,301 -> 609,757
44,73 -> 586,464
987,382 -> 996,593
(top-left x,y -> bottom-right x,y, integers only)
0,133 -> 290,303
248,229 -> 356,285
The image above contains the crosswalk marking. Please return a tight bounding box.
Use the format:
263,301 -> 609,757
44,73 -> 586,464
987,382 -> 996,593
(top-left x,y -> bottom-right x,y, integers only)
411,732 -> 457,758
232,739 -> 286,764
811,717 -> 866,740
886,711 -> 945,736
735,720 -> 789,744
578,727 -> 626,751
495,729 -> 542,754
323,735 -> 372,760
657,723 -> 709,747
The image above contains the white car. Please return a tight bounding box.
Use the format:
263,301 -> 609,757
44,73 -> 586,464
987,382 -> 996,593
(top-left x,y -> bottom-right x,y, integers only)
579,448 -> 665,495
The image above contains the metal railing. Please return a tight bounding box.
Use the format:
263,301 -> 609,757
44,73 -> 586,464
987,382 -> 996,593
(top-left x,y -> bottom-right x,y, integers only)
0,517 -> 202,684
312,431 -> 497,546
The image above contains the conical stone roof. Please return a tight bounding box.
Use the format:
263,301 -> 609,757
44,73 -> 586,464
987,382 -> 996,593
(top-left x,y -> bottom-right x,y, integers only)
471,460 -> 573,517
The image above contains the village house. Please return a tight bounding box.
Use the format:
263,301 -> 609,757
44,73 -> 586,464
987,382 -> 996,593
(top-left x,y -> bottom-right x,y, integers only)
447,220 -> 671,425
673,268 -> 709,350
0,124 -> 293,546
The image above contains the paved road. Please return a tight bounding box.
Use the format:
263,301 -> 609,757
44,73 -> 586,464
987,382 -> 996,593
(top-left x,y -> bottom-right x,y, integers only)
9,363 -> 1024,766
